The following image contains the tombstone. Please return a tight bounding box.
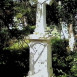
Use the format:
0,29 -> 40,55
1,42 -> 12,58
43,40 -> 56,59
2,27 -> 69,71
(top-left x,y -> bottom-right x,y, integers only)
26,0 -> 53,77
61,22 -> 69,39
69,24 -> 75,51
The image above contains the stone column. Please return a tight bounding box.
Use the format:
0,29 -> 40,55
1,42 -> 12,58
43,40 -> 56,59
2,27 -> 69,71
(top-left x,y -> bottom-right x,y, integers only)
35,3 -> 46,34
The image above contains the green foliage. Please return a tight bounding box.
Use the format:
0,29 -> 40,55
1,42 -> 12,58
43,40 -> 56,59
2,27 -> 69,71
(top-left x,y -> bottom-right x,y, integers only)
16,13 -> 23,19
46,0 -> 77,24
0,0 -> 14,28
70,52 -> 77,77
51,38 -> 73,77
14,3 -> 27,15
5,40 -> 29,50
13,1 -> 36,25
51,27 -> 60,38
0,47 -> 29,77
56,0 -> 77,23
9,26 -> 35,38
0,27 -> 10,49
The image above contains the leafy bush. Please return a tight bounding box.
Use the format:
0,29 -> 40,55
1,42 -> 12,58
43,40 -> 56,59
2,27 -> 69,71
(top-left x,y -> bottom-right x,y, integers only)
16,13 -> 23,19
5,39 -> 29,50
70,52 -> 77,77
9,25 -> 35,38
51,38 -> 73,77
0,47 -> 29,77
0,27 -> 10,49
0,25 -> 35,77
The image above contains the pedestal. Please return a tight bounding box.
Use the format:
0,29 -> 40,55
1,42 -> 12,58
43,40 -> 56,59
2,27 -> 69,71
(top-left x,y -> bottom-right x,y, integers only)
27,35 -> 53,77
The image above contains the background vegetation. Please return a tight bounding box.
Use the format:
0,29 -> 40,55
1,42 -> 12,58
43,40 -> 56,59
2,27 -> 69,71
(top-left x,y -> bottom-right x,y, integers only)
0,0 -> 77,77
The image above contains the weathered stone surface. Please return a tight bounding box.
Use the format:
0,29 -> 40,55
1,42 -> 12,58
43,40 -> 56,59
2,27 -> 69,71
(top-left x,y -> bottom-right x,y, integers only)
27,38 -> 53,77
27,0 -> 53,77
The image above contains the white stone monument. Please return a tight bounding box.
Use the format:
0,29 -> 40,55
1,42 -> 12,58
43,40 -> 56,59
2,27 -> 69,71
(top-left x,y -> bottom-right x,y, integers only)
26,0 -> 53,77
61,22 -> 69,39
69,24 -> 75,51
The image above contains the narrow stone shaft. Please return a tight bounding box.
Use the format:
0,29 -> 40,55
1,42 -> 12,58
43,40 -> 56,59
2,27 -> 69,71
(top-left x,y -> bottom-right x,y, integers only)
35,3 -> 46,33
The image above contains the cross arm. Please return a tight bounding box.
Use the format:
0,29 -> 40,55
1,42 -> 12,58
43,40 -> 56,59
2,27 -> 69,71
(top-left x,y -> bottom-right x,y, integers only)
29,0 -> 54,5
29,0 -> 37,5
46,0 -> 54,5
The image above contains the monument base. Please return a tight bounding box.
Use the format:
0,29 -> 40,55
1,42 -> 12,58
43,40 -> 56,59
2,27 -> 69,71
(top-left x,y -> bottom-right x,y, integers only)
26,33 -> 53,77
26,68 -> 53,77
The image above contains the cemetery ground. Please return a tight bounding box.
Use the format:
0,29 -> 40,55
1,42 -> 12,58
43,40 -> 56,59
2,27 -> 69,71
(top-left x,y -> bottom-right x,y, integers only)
0,27 -> 77,77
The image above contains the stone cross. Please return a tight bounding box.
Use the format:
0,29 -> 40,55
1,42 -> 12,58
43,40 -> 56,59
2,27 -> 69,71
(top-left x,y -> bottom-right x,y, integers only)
34,0 -> 53,34
27,0 -> 53,77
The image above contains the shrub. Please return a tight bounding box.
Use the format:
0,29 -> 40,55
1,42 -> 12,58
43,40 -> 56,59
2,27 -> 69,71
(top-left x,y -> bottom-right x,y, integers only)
51,38 -> 73,77
9,25 -> 35,38
0,27 -> 10,49
0,47 -> 29,77
70,52 -> 77,77
5,39 -> 29,50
